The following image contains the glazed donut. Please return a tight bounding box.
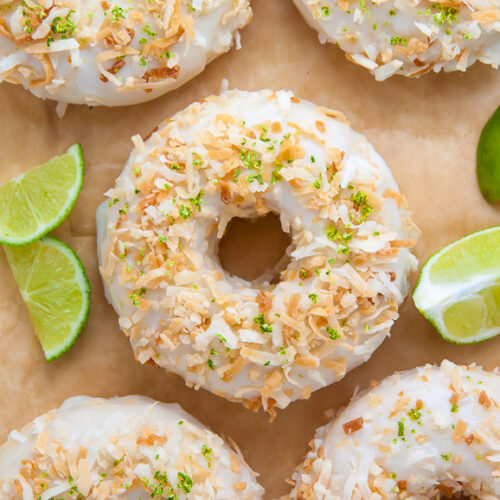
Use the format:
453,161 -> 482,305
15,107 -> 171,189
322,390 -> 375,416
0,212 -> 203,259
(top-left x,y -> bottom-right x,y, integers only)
293,0 -> 500,80
0,396 -> 264,499
288,360 -> 500,499
0,0 -> 252,107
97,89 -> 418,415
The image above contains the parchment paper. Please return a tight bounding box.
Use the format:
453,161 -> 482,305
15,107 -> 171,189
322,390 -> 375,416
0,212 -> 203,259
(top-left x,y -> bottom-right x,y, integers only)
0,1 -> 499,497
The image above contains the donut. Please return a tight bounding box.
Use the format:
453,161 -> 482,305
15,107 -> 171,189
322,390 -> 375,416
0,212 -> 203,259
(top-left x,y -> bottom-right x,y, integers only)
0,1 -> 252,107
0,395 -> 264,499
292,0 -> 500,80
288,360 -> 500,499
97,89 -> 418,415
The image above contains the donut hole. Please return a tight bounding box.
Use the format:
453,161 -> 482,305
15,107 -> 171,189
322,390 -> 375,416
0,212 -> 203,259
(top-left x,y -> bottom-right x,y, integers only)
218,213 -> 292,284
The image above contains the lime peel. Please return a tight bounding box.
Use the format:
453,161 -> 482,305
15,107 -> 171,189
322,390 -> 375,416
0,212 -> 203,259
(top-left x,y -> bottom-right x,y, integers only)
477,106 -> 500,204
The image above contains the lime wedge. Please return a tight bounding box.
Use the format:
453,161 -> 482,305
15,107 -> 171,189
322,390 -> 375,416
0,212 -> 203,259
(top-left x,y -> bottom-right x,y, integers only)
413,226 -> 500,344
4,236 -> 90,361
0,144 -> 84,246
477,106 -> 500,203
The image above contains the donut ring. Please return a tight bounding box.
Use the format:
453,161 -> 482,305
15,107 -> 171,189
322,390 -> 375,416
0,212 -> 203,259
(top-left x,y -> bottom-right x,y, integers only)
288,360 -> 500,499
97,89 -> 418,415
0,1 -> 252,107
293,0 -> 500,80
0,396 -> 264,499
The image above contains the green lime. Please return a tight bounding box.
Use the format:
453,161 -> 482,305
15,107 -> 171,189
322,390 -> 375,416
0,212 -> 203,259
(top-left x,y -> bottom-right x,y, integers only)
413,226 -> 500,344
0,144 -> 84,246
4,236 -> 90,361
477,106 -> 500,203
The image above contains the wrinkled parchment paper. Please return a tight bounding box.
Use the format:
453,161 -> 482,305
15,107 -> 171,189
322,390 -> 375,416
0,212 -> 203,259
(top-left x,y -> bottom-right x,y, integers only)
0,1 -> 499,497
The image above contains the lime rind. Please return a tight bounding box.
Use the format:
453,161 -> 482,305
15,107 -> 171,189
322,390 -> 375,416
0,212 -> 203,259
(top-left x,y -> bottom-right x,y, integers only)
413,226 -> 500,344
4,236 -> 90,361
0,143 -> 85,246
477,106 -> 500,204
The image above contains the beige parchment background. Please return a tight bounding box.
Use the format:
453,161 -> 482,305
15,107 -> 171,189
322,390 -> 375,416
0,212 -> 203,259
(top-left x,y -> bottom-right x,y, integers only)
0,1 -> 499,497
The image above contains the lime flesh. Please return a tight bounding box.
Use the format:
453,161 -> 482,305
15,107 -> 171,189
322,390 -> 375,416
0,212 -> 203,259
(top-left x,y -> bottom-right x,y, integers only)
4,236 -> 90,361
0,144 -> 84,246
413,226 -> 500,344
477,106 -> 500,204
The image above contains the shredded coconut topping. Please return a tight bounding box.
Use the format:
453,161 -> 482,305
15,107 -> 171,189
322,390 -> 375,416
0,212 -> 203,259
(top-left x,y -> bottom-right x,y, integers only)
288,360 -> 500,499
293,0 -> 500,79
0,0 -> 252,105
97,89 -> 418,416
0,396 -> 264,499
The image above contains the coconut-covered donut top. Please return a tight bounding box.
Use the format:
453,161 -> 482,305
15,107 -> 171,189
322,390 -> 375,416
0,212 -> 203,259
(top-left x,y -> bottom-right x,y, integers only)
289,360 -> 500,499
97,89 -> 418,415
0,0 -> 252,106
0,396 -> 264,499
293,0 -> 500,79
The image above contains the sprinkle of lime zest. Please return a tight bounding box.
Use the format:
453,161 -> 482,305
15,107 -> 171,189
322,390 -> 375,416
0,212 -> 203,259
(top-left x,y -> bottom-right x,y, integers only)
142,24 -> 157,38
408,408 -> 421,420
247,173 -> 264,185
233,168 -> 241,182
350,190 -> 374,222
189,190 -> 203,211
327,327 -> 340,339
111,5 -> 125,21
390,35 -> 408,46
177,472 -> 193,493
192,153 -> 203,166
201,444 -> 213,467
271,162 -> 283,184
308,293 -> 318,304
51,10 -> 76,37
240,149 -> 261,171
68,475 -> 81,496
337,245 -> 349,255
397,421 -> 405,437
215,333 -> 226,343
326,225 -> 339,241
451,404 -> 458,412
253,313 -> 273,333
431,3 -> 458,25
179,205 -> 192,219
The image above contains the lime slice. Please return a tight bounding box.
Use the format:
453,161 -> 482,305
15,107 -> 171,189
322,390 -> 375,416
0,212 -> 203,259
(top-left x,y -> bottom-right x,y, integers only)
0,144 -> 84,246
477,106 -> 500,203
4,236 -> 90,361
413,226 -> 500,344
